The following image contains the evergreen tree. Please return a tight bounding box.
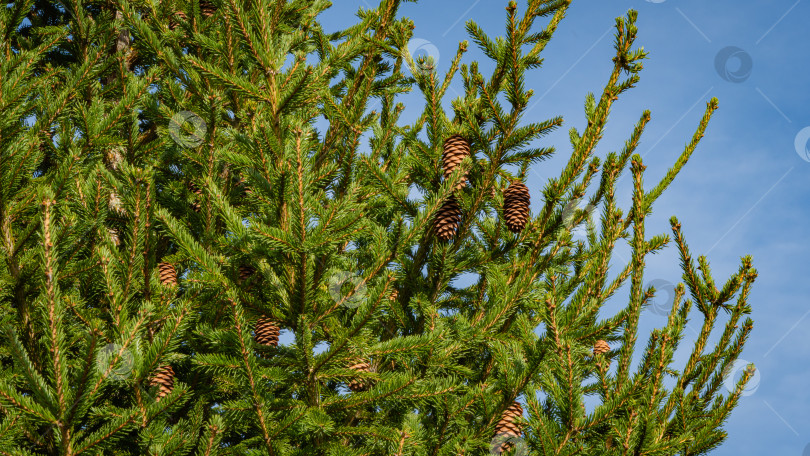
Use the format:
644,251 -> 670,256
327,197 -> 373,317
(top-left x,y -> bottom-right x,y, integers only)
0,0 -> 757,455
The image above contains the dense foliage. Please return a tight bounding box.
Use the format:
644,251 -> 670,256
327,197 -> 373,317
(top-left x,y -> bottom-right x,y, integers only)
0,0 -> 756,454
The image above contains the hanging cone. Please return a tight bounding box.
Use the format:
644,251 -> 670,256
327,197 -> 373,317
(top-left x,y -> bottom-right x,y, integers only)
199,0 -> 217,17
158,262 -> 178,287
188,182 -> 203,212
490,184 -> 499,200
239,265 -> 256,284
254,316 -> 280,347
503,181 -> 530,233
149,365 -> 175,401
593,340 -> 610,356
389,288 -> 398,301
442,135 -> 471,190
433,196 -> 462,241
493,401 -> 524,453
348,360 -> 372,392
168,11 -> 187,30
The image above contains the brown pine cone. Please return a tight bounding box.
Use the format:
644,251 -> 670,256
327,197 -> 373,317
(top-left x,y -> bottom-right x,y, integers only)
200,0 -> 216,17
239,264 -> 256,284
442,135 -> 471,190
503,181 -> 530,233
188,182 -> 202,212
389,288 -> 398,301
168,11 -> 187,30
593,340 -> 610,356
348,360 -> 372,392
493,401 -> 524,453
149,365 -> 175,401
158,262 -> 178,287
433,196 -> 462,241
254,316 -> 280,347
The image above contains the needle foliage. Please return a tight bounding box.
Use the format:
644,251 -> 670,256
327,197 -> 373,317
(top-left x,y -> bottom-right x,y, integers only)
0,1 -> 756,454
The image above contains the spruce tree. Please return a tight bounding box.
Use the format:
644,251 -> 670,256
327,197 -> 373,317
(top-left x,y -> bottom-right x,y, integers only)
0,0 -> 757,455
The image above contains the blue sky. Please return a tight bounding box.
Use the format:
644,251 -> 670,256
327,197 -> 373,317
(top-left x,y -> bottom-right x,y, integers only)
313,1 -> 810,454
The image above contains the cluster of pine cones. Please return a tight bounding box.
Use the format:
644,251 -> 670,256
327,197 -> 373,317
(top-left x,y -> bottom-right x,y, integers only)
433,135 -> 531,241
153,261 -> 389,396
149,260 -> 280,400
157,260 -> 280,348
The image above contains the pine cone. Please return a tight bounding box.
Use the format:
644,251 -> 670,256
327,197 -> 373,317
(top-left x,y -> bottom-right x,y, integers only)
503,181 -> 530,233
254,316 -> 280,347
593,340 -> 610,356
149,365 -> 175,401
200,0 -> 217,17
158,262 -> 178,287
348,360 -> 372,392
433,196 -> 462,241
442,135 -> 471,190
168,11 -> 187,30
389,288 -> 398,301
188,182 -> 202,212
493,401 -> 524,453
239,264 -> 256,284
